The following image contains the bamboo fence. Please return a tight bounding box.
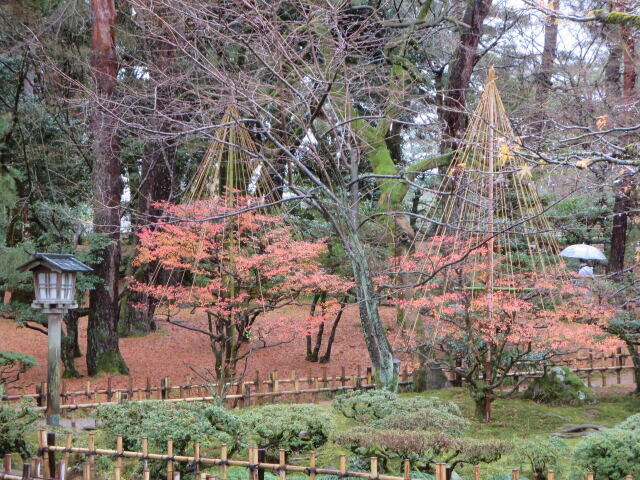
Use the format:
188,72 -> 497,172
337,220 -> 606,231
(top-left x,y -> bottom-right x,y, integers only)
1,431 -> 632,480
2,351 -> 635,412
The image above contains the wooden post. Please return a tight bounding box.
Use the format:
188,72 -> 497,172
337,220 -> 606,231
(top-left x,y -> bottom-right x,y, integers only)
254,371 -> 261,405
341,367 -> 347,387
243,383 -> 251,407
194,441 -> 201,478
278,449 -> 286,480
309,452 -> 317,480
22,463 -> 32,480
339,455 -> 346,480
167,440 -> 174,480
88,433 -> 95,480
107,377 -> 113,402
403,460 -> 410,480
322,367 -> 328,389
82,461 -> 90,480
173,472 -> 181,480
37,382 -> 46,407
313,378 -> 320,403
115,435 -> 123,480
473,466 -> 480,480
142,437 -> 149,480
401,366 -> 408,392
63,433 -> 73,468
146,377 -> 152,399
186,375 -> 193,398
38,430 -> 51,479
221,444 -> 228,480
257,449 -> 266,480
128,376 -> 134,400
47,432 -> 57,478
601,356 -> 607,387
32,459 -> 41,479
57,460 -> 66,480
548,470 -> 554,480
4,454 -> 11,473
248,447 -> 257,480
365,367 -> 372,386
370,457 -> 378,480
512,469 -> 519,480
586,473 -> 594,480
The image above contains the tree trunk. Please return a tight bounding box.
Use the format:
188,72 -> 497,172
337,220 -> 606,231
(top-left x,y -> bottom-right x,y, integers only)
473,391 -> 493,422
534,0 -> 559,91
62,310 -> 82,378
440,0 -> 493,151
344,229 -> 396,389
608,174 -> 635,274
87,0 -> 128,376
306,293 -> 323,362
319,296 -> 347,364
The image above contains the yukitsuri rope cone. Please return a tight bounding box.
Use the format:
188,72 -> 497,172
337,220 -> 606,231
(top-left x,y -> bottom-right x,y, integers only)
392,67 -> 603,414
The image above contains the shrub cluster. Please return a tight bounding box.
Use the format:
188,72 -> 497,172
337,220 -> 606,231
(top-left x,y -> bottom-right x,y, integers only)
524,366 -> 594,405
241,404 -> 335,457
0,400 -> 38,459
572,416 -> 640,480
515,438 -> 568,480
331,391 -> 506,473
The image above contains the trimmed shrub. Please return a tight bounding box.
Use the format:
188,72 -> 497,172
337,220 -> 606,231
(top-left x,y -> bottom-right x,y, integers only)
332,390 -> 397,422
333,390 -> 462,425
97,401 -> 245,477
524,366 -> 594,405
572,429 -> 640,480
0,400 -> 38,459
614,413 -> 640,431
0,351 -> 37,394
241,404 -> 335,457
377,407 -> 469,434
515,438 -> 568,480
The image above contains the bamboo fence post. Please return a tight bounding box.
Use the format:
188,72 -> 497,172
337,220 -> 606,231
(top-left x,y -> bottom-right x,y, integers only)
586,473 -> 594,480
38,429 -> 51,479
322,367 -> 328,389
601,356 -> 607,387
82,461 -> 90,480
88,433 -> 96,480
473,465 -> 480,480
511,469 -> 519,480
278,449 -> 286,480
339,455 -> 346,480
61,381 -> 67,405
248,446 -> 256,480
47,432 -> 57,478
446,465 -> 452,480
36,382 -> 46,407
3,454 -> 10,473
257,449 -> 266,480
616,347 -> 622,384
435,463 -> 441,480
291,370 -> 297,401
625,475 -> 633,480
548,470 -> 554,480
220,444 -> 228,480
63,433 -> 73,467
57,460 -> 66,480
307,371 -> 313,402
272,371 -> 279,403
587,354 -> 593,387
341,367 -> 347,387
365,367 -> 372,386
86,381 -> 92,401
313,378 -> 319,403
127,376 -> 134,401
243,383 -> 251,407
309,452 -> 317,480
32,459 -> 40,479
254,371 -> 261,405
370,457 -> 378,480
194,441 -> 201,477
146,377 -> 152,399
186,375 -> 193,398
174,472 -> 181,480
115,435 -> 123,480
403,459 -> 410,480
22,462 -> 31,480
167,440 -> 174,480
142,437 -> 149,480
107,377 -> 113,402
401,366 -> 408,392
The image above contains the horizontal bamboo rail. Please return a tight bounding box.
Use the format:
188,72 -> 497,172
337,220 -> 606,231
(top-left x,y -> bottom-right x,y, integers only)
21,431 -> 632,480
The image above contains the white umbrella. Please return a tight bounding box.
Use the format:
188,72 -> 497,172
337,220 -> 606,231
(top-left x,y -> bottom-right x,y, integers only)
559,244 -> 607,261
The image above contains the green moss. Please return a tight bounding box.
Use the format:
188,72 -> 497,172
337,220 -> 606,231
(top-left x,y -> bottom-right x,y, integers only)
593,9 -> 640,28
95,351 -> 129,375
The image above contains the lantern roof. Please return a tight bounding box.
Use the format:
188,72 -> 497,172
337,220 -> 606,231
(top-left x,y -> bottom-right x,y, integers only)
18,253 -> 93,273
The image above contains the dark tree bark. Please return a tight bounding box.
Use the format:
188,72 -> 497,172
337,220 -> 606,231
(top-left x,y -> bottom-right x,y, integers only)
440,0 -> 493,151
534,0 -> 560,92
319,295 -> 348,364
120,3 -> 178,336
87,0 -> 128,375
62,310 -> 83,378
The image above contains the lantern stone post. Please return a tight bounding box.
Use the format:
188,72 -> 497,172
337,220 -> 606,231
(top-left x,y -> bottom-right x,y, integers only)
18,253 -> 93,426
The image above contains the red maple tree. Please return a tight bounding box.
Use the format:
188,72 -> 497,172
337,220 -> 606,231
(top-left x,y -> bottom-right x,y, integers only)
129,196 -> 349,396
390,236 -> 621,422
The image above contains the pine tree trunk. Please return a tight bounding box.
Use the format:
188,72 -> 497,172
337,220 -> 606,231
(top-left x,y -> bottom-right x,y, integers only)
474,392 -> 493,423
87,0 -> 128,376
608,176 -> 634,274
440,0 -> 493,151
